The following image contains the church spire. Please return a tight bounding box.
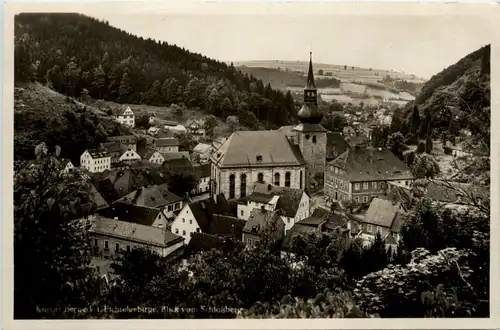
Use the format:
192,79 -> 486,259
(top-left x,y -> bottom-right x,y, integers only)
305,51 -> 316,90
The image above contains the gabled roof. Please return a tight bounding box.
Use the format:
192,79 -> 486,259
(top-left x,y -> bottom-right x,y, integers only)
187,195 -> 233,232
383,185 -> 413,210
111,106 -> 134,117
364,198 -> 401,228
89,216 -> 182,248
87,148 -> 109,159
155,138 -> 179,147
192,163 -> 211,180
209,215 -> 246,240
243,209 -> 283,234
89,183 -> 109,210
326,132 -> 350,161
101,142 -> 127,155
281,223 -> 316,251
137,147 -> 160,160
211,131 -> 306,168
384,233 -> 398,245
119,183 -> 183,209
99,201 -> 163,226
161,152 -> 191,162
328,147 -> 413,182
162,157 -> 193,174
252,184 -> 305,217
297,207 -> 345,229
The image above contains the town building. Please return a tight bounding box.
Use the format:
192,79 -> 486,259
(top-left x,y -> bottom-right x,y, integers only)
88,216 -> 183,257
147,126 -> 160,137
154,138 -> 179,153
105,135 -> 138,151
193,143 -> 214,162
80,148 -> 111,173
60,159 -> 75,173
324,146 -> 414,204
161,151 -> 191,162
118,183 -> 184,219
171,195 -> 235,244
192,163 -> 211,195
186,118 -> 205,136
242,209 -> 285,248
101,142 -> 142,166
212,136 -> 227,151
326,132 -> 350,162
137,147 -> 165,165
99,201 -> 171,229
211,53 -> 330,196
112,106 -> 135,128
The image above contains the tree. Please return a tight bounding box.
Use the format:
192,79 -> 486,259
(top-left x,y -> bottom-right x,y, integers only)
14,33 -> 40,82
79,88 -> 90,103
118,72 -> 132,102
146,80 -> 162,105
344,65 -> 347,70
171,104 -> 184,118
412,153 -> 440,179
387,132 -> 407,158
226,115 -> 239,132
92,65 -> 106,99
329,101 -> 343,112
14,152 -> 101,318
203,115 -> 217,137
318,69 -> 324,75
167,172 -> 197,197
405,132 -> 417,145
220,97 -> 233,118
135,114 -> 150,129
417,141 -> 426,154
409,105 -> 421,134
425,137 -> 433,154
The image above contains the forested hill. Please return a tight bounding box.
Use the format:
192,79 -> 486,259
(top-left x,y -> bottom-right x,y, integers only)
14,13 -> 295,128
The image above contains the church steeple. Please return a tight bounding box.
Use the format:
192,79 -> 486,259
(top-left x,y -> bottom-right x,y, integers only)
297,52 -> 323,124
305,52 -> 316,90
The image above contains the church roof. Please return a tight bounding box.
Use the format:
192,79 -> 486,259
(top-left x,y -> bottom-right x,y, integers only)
326,132 -> 350,160
211,131 -> 306,168
305,52 -> 316,90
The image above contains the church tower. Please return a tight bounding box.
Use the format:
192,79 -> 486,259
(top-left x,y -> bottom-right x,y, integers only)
293,52 -> 327,190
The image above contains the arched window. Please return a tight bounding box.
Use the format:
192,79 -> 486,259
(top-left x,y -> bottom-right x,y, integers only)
274,173 -> 280,186
312,135 -> 317,143
267,184 -> 272,192
300,171 -> 303,189
229,174 -> 235,199
240,174 -> 247,198
285,172 -> 291,187
305,134 -> 310,140
258,173 -> 264,183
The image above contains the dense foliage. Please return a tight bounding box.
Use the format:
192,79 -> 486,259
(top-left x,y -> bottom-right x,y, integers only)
15,13 -> 297,128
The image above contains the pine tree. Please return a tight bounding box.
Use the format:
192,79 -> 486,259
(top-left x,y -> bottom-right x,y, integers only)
119,72 -> 132,102
92,65 -> 106,99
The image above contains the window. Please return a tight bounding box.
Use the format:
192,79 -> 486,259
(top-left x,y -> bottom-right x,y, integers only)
285,172 -> 291,187
175,228 -> 179,234
377,226 -> 382,234
312,135 -> 317,143
127,245 -> 131,252
363,182 -> 368,190
229,174 -> 235,199
240,210 -> 244,216
300,171 -> 303,189
189,219 -> 192,224
240,174 -> 247,198
196,228 -> 200,233
115,243 -> 120,251
305,134 -> 310,140
380,182 -> 385,189
182,218 -> 185,223
372,182 -> 377,189
363,196 -> 368,203
104,241 -> 109,250
354,183 -> 360,191
354,196 -> 360,203
175,203 -> 181,210
405,181 -> 409,186
256,155 -> 263,162
274,173 -> 280,186
182,230 -> 186,236
168,205 -> 173,212
367,224 -> 373,233
94,239 -> 98,247
258,173 -> 264,183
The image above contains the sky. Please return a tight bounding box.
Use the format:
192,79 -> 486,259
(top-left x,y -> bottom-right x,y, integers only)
77,3 -> 497,79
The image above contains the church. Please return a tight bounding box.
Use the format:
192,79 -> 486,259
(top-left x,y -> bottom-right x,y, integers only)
210,53 -> 329,199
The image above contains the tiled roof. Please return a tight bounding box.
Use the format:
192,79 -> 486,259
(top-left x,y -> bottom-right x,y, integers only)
251,183 -> 305,217
326,132 -> 350,161
162,157 -> 193,174
111,106 -> 134,117
89,183 -> 109,210
239,192 -> 275,204
192,163 -> 211,180
211,131 -> 306,168
328,147 -> 413,182
364,198 -> 401,228
89,216 -> 182,247
297,208 -> 346,228
281,224 -> 316,251
185,232 -> 245,257
99,201 -> 163,226
88,148 -> 109,159
161,152 -> 191,162
188,195 -> 233,232
243,209 -> 283,234
155,138 -> 179,147
209,215 -> 246,240
383,185 -> 413,210
137,147 -> 159,160
119,183 -> 183,209
101,142 -> 127,155
391,211 -> 407,232
384,233 -> 398,245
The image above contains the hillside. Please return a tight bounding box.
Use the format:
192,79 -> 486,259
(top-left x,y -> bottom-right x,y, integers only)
14,82 -> 129,164
14,13 -> 295,129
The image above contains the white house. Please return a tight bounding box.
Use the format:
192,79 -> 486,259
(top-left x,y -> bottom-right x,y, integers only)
80,149 -> 111,173
118,147 -> 142,163
113,106 -> 135,128
171,195 -> 233,244
101,143 -> 141,165
88,216 -> 184,258
192,163 -> 211,195
137,147 -> 165,165
186,119 -> 206,136
60,159 -> 75,173
237,184 -> 310,233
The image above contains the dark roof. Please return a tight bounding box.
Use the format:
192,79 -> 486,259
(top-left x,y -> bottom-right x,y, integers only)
391,211 -> 407,232
211,131 -> 306,168
156,128 -> 175,139
95,169 -> 167,200
155,138 -> 179,147
89,216 -> 182,247
326,132 -> 350,161
162,157 -> 193,174
87,148 -> 109,159
383,185 -> 413,210
305,52 -> 316,89
89,184 -> 109,210
243,209 -> 284,234
106,135 -> 137,143
101,142 -> 128,156
239,192 -> 275,204
364,198 -> 401,228
119,183 -> 183,209
384,233 -> 398,245
345,135 -> 369,147
328,147 -> 414,182
253,184 -> 305,217
209,215 -> 246,240
137,147 -> 160,160
192,163 -> 211,180
281,224 -> 316,251
185,232 -> 245,257
188,195 -> 233,232
161,151 -> 191,162
99,201 -> 163,226
297,207 -> 345,229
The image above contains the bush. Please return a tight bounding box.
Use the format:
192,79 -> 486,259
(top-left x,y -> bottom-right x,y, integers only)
405,133 -> 418,145
417,142 -> 426,154
443,146 -> 452,155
